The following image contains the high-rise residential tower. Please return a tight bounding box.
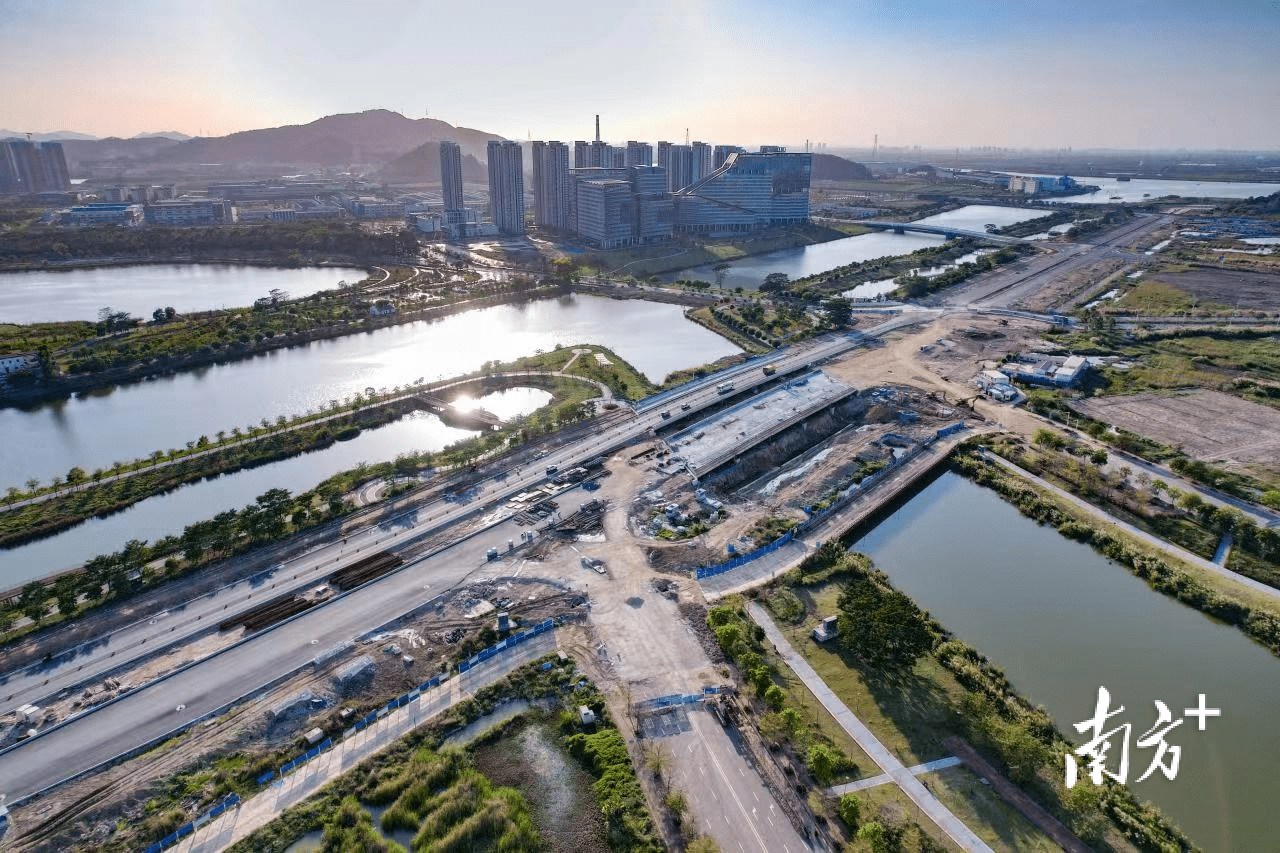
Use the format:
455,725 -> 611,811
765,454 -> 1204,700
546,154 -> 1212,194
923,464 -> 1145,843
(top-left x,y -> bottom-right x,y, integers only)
691,141 -> 713,183
531,140 -> 573,231
713,144 -> 745,170
625,141 -> 653,167
439,141 -> 464,212
667,144 -> 695,192
0,139 -> 69,195
486,140 -> 525,235
574,141 -> 590,168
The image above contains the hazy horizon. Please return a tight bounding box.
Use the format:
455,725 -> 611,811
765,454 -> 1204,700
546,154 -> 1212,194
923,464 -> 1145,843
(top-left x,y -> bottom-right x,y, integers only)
2,0 -> 1278,150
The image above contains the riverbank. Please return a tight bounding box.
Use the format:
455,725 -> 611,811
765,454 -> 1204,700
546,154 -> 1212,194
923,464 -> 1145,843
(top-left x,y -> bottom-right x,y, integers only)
950,446 -> 1280,656
0,220 -> 406,271
576,221 -> 864,280
738,544 -> 1196,853
0,374 -> 590,550
0,280 -> 552,406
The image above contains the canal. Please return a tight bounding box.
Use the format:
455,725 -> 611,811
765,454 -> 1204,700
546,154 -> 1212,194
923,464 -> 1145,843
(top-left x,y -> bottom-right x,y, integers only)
0,293 -> 740,491
0,264 -> 367,324
849,470 -> 1278,851
0,388 -> 550,589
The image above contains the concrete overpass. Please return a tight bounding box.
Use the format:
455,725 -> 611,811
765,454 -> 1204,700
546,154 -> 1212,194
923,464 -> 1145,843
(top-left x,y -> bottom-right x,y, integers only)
858,220 -> 1026,245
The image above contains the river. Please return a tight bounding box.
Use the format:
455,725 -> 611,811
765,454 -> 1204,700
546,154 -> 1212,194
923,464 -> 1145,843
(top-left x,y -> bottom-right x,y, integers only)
0,264 -> 367,324
0,388 -> 550,588
1032,175 -> 1280,205
850,471 -> 1278,851
663,205 -> 1048,291
0,293 -> 740,491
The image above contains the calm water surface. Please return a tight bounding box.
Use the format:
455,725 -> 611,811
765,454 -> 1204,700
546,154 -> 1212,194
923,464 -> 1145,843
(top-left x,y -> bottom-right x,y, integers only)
0,388 -> 550,587
0,293 -> 739,489
0,264 -> 366,323
1031,175 -> 1280,205
852,471 -> 1279,851
665,205 -> 1045,290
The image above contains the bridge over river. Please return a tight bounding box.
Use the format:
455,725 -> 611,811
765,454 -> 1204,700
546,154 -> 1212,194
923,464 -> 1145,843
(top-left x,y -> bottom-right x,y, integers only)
858,220 -> 1026,245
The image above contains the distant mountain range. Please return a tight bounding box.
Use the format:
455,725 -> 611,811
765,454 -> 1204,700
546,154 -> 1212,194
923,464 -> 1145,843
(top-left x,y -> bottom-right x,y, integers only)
0,129 -> 101,141
149,110 -> 501,176
5,110 -> 505,180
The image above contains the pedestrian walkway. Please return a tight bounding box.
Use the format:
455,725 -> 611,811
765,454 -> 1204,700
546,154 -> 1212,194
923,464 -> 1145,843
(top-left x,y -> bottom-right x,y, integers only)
748,603 -> 994,853
828,756 -> 963,795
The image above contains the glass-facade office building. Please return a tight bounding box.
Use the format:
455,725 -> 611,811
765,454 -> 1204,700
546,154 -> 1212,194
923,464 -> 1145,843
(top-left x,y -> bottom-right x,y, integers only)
673,150 -> 811,234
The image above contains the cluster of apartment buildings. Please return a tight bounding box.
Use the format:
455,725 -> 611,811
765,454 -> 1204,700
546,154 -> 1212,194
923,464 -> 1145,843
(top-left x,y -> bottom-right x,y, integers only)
475,129 -> 812,248
0,139 -> 71,195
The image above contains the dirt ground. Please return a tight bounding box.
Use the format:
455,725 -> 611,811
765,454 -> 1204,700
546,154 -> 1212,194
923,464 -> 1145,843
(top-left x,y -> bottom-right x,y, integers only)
1147,265 -> 1280,312
5,580 -> 582,852
1074,389 -> 1280,466
1019,257 -> 1129,312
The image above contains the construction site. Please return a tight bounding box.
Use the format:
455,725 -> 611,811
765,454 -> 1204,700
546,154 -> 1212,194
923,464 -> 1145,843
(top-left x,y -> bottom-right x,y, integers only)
0,311 -> 1115,853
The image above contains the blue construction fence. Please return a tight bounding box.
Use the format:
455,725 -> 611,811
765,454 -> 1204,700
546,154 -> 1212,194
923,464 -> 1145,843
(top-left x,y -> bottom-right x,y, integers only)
143,793 -> 242,853
458,618 -> 555,673
695,531 -> 795,580
150,620 -> 560,851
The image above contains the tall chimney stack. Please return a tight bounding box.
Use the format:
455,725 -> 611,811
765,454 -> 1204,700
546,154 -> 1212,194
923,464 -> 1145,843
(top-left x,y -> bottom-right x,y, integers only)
594,114 -> 600,142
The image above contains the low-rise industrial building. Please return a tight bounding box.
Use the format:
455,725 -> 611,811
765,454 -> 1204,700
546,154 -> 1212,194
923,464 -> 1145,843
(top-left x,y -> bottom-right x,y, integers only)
64,203 -> 142,226
144,198 -> 235,226
999,353 -> 1089,387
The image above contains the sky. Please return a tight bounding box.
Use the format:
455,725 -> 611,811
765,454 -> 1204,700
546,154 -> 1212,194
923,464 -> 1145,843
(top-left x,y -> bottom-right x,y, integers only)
2,0 -> 1278,150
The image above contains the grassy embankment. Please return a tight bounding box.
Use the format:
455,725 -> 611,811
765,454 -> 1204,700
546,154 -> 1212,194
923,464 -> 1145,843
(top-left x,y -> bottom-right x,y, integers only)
712,542 -> 1196,853
0,219 -> 410,270
0,370 -> 603,548
951,446 -> 1280,658
685,298 -> 827,353
0,274 -> 551,391
984,429 -> 1280,589
779,238 -> 988,300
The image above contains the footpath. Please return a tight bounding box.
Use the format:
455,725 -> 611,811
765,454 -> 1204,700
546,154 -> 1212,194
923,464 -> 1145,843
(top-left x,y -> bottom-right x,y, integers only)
748,603 -> 994,853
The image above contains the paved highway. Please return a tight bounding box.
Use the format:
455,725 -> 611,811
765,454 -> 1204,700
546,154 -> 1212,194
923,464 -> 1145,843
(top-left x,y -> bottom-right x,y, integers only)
0,312 -> 934,802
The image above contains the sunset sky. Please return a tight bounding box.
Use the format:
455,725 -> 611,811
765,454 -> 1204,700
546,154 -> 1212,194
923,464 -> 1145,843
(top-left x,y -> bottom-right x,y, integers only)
2,0 -> 1278,149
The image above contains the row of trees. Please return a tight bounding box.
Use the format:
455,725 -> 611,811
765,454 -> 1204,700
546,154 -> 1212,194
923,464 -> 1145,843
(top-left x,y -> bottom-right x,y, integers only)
0,487 -> 310,633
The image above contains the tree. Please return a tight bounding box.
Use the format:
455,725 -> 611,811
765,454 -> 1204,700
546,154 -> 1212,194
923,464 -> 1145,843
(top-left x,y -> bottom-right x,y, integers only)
713,263 -> 732,290
761,272 -> 789,292
763,683 -> 786,710
19,581 -> 47,624
823,297 -> 853,327
837,793 -> 862,830
53,576 -> 79,617
807,743 -> 836,784
856,821 -> 889,853
837,576 -> 935,670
